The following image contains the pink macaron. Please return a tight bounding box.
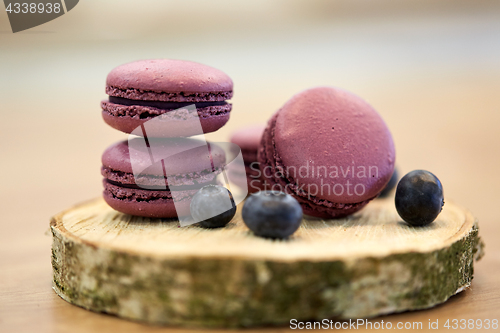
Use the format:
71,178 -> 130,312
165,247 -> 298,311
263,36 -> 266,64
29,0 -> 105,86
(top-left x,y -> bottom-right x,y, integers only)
229,125 -> 266,193
258,86 -> 395,218
102,137 -> 226,218
101,59 -> 233,137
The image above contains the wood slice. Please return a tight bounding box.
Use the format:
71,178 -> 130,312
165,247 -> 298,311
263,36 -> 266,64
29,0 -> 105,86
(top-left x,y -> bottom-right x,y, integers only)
50,197 -> 484,328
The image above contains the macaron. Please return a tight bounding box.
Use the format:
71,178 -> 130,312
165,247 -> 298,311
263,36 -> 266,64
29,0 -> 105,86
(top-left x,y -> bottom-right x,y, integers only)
229,125 -> 266,193
102,137 -> 226,218
258,86 -> 395,218
101,59 -> 233,137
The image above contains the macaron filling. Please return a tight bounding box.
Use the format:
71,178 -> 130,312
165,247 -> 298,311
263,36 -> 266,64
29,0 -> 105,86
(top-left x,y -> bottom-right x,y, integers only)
101,165 -> 223,188
108,96 -> 229,109
106,86 -> 233,102
101,100 -> 232,120
104,179 -> 218,191
102,168 -> 221,206
103,180 -> 197,203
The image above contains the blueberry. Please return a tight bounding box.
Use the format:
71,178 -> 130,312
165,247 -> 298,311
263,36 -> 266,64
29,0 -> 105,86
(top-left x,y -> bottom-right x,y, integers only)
242,191 -> 303,239
190,185 -> 236,228
379,168 -> 399,198
395,170 -> 444,226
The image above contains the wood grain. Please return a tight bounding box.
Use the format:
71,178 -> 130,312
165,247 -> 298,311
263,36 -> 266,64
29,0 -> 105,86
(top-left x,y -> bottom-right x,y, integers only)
49,197 -> 482,327
55,198 -> 475,261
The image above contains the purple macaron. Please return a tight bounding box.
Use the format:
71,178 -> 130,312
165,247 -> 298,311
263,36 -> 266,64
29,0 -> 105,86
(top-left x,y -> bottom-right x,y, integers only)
229,125 -> 266,193
259,86 -> 395,218
102,138 -> 226,218
101,59 -> 233,137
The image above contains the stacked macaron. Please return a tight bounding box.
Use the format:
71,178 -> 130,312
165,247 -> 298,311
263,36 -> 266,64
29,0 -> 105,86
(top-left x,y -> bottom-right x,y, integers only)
229,125 -> 266,193
101,59 -> 234,218
102,59 -> 233,137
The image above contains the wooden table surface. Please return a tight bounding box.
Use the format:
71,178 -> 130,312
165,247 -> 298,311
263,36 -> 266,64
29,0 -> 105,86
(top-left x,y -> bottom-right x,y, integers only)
1,2 -> 500,332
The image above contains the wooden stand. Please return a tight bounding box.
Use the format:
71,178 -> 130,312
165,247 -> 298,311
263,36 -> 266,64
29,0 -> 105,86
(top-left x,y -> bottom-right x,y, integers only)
50,197 -> 483,328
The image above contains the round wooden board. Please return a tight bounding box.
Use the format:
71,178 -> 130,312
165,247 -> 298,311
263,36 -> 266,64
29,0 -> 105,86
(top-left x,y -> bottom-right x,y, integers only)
50,197 -> 483,328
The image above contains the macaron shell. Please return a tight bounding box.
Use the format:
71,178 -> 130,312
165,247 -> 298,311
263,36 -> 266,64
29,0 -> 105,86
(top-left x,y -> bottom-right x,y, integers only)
102,193 -> 178,218
102,181 -> 193,218
247,177 -> 265,194
227,165 -> 263,194
229,125 -> 266,151
102,138 -> 226,176
106,59 -> 233,101
259,116 -> 370,218
299,199 -> 369,219
273,86 -> 395,204
241,150 -> 258,164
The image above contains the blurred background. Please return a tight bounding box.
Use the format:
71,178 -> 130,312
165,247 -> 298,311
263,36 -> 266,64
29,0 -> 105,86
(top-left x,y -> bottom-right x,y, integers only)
1,0 -> 499,331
